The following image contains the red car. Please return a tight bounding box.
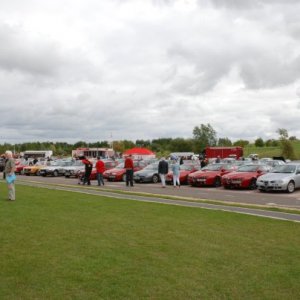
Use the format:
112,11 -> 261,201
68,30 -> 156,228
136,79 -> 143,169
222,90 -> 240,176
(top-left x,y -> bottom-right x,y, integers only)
104,160 -> 148,182
188,163 -> 235,187
166,164 -> 199,185
15,160 -> 31,175
221,164 -> 271,190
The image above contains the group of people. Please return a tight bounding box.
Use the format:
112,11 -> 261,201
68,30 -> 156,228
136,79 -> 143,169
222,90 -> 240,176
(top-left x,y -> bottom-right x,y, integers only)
158,157 -> 180,188
79,156 -> 105,186
79,154 -> 186,188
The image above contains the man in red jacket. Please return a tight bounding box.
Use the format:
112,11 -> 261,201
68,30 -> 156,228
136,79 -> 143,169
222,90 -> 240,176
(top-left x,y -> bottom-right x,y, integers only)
124,154 -> 134,187
96,157 -> 105,186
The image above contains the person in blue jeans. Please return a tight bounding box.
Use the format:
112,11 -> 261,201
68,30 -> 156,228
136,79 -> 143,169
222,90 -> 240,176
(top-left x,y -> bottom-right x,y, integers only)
171,159 -> 180,188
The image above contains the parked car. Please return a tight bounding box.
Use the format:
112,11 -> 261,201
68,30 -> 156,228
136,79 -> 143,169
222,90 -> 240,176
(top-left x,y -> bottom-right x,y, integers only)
23,161 -> 48,176
188,163 -> 235,187
39,160 -> 73,177
221,164 -> 271,190
134,162 -> 160,183
264,160 -> 286,168
15,160 -> 31,175
64,160 -> 85,178
104,160 -> 148,182
166,164 -> 199,185
257,163 -> 300,193
0,157 -> 5,172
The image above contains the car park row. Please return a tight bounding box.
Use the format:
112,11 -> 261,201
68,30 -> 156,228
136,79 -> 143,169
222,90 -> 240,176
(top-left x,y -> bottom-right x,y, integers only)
12,157 -> 300,193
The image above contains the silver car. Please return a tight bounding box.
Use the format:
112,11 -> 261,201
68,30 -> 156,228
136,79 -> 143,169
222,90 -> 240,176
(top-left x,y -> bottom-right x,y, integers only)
256,163 -> 300,193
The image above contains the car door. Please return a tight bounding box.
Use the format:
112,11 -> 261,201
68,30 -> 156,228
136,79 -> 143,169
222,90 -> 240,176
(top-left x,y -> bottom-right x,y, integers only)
295,165 -> 300,188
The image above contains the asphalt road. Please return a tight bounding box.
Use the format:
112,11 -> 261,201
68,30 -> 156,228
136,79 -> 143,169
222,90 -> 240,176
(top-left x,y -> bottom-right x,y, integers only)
15,174 -> 300,210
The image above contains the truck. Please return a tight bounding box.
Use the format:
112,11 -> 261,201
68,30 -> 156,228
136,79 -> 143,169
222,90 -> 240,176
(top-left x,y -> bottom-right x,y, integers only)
204,147 -> 243,160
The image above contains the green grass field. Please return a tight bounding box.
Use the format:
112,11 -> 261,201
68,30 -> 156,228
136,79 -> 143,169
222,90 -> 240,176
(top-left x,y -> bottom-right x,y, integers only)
244,140 -> 300,159
1,184 -> 300,299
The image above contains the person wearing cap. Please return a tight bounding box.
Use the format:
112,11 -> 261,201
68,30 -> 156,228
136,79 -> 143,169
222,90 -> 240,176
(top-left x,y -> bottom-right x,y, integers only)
5,150 -> 16,201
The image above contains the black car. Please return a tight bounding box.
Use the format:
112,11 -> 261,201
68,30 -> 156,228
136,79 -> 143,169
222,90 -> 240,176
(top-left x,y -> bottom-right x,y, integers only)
0,157 -> 5,172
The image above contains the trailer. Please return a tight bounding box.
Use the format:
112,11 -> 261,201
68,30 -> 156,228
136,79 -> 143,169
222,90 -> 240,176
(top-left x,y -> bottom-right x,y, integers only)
72,147 -> 114,159
21,150 -> 53,159
204,147 -> 243,159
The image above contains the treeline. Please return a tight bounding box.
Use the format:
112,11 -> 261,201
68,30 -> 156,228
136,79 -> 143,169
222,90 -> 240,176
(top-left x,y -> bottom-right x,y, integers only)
0,125 -> 297,158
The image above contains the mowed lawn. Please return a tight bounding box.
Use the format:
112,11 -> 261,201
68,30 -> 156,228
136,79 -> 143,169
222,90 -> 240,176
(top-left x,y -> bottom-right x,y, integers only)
0,184 -> 300,300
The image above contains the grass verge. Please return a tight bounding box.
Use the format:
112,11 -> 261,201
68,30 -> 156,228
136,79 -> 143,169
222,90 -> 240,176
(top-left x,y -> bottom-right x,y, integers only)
16,179 -> 300,215
1,185 -> 300,299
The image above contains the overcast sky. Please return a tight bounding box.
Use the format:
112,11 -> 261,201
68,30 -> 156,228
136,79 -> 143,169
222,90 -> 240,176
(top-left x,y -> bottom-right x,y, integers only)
1,0 -> 300,144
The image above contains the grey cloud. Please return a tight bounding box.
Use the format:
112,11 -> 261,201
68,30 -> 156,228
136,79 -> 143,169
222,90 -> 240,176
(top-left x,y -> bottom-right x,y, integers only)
0,24 -> 61,77
205,0 -> 300,9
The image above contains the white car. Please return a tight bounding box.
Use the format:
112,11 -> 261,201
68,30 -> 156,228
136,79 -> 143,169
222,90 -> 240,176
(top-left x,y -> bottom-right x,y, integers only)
256,163 -> 300,193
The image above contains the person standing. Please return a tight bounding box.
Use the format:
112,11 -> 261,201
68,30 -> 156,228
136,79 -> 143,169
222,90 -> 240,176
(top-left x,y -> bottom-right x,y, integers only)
96,157 -> 105,186
124,155 -> 134,187
158,157 -> 168,188
5,150 -> 16,201
81,156 -> 93,185
171,159 -> 180,188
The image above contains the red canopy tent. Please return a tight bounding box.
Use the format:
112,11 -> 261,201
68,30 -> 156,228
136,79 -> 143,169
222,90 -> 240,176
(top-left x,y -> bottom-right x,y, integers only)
123,147 -> 156,159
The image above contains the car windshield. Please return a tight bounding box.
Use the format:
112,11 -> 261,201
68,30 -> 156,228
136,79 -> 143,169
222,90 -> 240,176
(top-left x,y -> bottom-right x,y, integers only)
272,165 -> 296,173
144,163 -> 158,170
203,164 -> 226,171
115,164 -> 125,169
180,164 -> 193,171
237,165 -> 259,172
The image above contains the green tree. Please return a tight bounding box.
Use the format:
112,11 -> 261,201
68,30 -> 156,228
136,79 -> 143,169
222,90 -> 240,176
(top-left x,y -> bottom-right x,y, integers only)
169,138 -> 193,152
193,123 -> 217,152
233,139 -> 249,147
255,138 -> 264,147
135,139 -> 151,147
218,137 -> 232,146
277,128 -> 296,159
289,136 -> 297,141
265,139 -> 279,147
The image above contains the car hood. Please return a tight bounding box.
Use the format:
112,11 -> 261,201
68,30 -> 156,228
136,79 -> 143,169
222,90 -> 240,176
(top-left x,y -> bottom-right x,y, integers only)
258,172 -> 294,181
42,166 -> 59,170
223,171 -> 259,179
134,170 -> 154,176
191,170 -> 219,177
105,168 -> 124,174
65,166 -> 84,170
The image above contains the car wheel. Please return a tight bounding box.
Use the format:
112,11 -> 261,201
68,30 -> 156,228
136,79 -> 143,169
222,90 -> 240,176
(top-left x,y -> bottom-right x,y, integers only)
53,170 -> 58,177
214,177 -> 221,187
122,174 -> 126,182
152,174 -> 159,183
286,181 -> 295,193
249,179 -> 257,190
